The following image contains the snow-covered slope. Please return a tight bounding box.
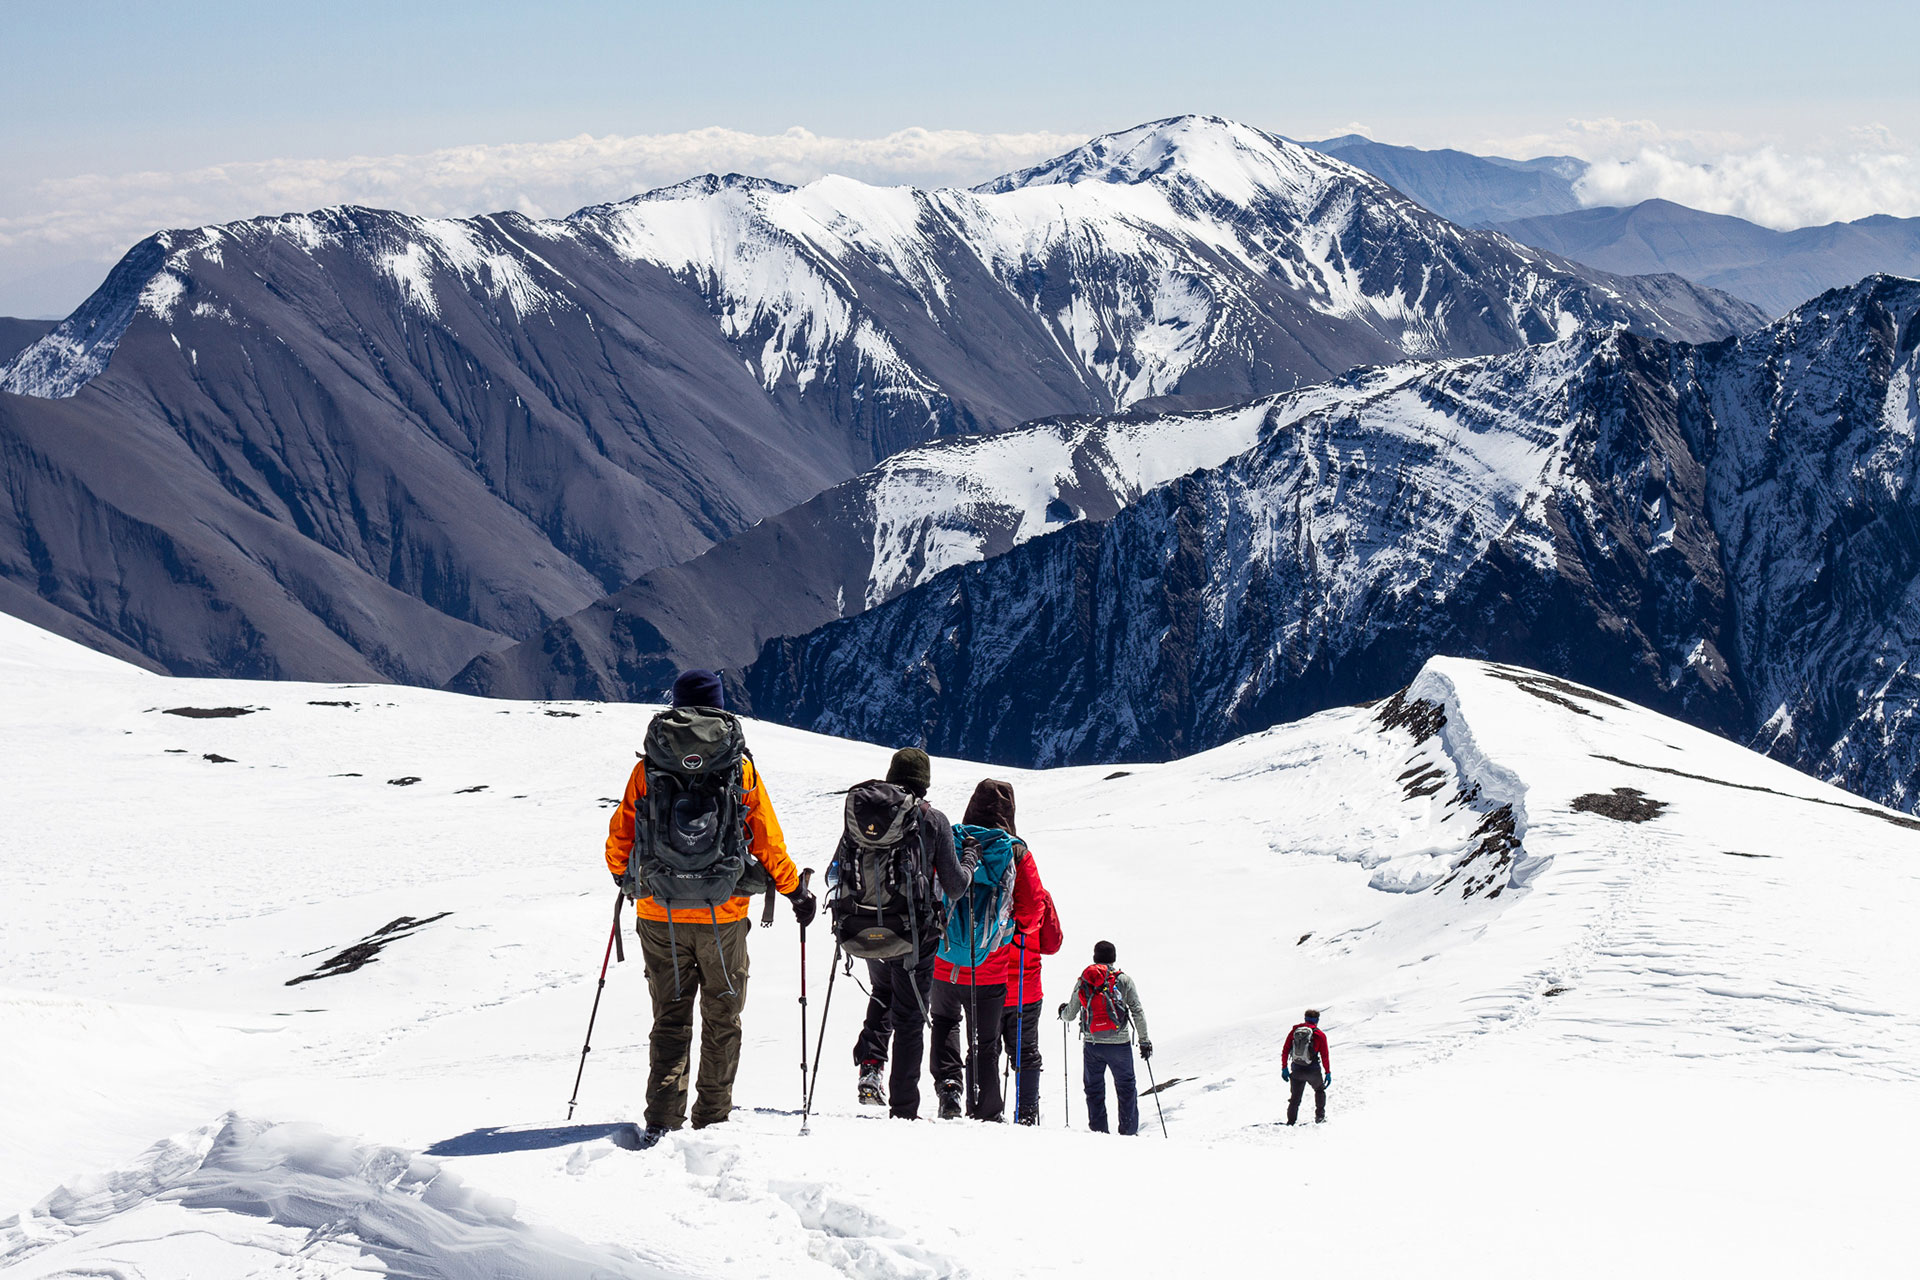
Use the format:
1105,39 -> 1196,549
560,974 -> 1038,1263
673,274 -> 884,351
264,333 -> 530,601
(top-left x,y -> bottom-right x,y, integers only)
3,614 -> 1916,1277
0,117 -> 1763,690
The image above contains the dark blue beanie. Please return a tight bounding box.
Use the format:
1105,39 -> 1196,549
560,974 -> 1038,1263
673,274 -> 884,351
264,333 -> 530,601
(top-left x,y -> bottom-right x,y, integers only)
672,668 -> 724,709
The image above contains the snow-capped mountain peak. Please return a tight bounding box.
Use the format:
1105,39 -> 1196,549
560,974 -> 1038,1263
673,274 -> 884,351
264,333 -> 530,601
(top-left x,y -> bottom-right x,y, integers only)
974,114 -> 1361,212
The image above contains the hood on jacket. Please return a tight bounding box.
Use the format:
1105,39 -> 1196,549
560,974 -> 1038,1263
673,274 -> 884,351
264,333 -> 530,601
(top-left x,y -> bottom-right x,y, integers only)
963,778 -> 1017,834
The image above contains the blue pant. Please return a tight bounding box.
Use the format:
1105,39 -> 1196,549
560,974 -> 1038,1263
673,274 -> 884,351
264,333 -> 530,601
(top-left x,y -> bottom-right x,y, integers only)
1082,1041 -> 1138,1135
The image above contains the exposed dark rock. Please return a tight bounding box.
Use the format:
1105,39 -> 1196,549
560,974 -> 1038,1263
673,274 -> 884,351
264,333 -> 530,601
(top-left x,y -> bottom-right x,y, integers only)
285,912 -> 453,985
1571,788 -> 1667,823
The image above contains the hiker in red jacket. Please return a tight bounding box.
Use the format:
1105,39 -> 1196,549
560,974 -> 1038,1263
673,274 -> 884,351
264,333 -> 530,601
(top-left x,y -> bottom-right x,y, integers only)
1282,1008 -> 1332,1124
1000,883 -> 1062,1124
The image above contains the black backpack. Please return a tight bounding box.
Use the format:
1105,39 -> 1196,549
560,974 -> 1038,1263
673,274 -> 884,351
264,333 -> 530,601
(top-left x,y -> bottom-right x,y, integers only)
829,780 -> 944,960
623,707 -> 762,907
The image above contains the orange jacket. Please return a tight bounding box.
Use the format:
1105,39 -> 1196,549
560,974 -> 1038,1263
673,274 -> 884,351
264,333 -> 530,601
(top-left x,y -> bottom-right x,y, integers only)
605,756 -> 798,923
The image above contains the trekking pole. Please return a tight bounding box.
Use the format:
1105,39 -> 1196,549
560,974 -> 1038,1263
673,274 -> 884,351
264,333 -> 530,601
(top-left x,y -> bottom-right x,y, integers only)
965,901 -> 978,1118
795,869 -> 814,1119
565,889 -> 627,1121
800,940 -> 842,1136
1013,932 -> 1028,1122
1142,1051 -> 1168,1138
1061,1019 -> 1071,1128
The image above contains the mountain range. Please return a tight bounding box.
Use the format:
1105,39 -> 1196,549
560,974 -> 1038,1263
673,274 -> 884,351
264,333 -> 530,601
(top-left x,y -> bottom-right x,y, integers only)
1492,200 -> 1920,317
0,116 -> 1761,687
724,276 -> 1920,812
1296,136 -> 1920,318
1301,134 -> 1587,225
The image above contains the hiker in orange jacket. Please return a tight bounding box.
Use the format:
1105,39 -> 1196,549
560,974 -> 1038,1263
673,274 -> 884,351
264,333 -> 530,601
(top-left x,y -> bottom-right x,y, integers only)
604,669 -> 812,1144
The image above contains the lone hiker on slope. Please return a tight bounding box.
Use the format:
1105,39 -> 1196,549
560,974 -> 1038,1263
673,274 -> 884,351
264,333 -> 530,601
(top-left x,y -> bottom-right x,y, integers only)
931,779 -> 1043,1121
604,669 -> 816,1148
1283,1008 -> 1332,1125
833,747 -> 971,1119
1059,939 -> 1152,1135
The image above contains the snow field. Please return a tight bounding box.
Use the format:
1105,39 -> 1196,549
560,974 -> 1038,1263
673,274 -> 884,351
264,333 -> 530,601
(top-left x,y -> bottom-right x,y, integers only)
3,614 -> 1918,1276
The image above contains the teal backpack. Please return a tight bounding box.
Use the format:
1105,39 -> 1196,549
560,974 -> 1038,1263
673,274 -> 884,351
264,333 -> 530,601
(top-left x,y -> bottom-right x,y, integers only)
936,823 -> 1023,968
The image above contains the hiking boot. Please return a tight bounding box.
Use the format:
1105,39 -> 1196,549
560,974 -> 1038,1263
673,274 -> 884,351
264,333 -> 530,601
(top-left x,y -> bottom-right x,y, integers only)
858,1062 -> 886,1107
937,1080 -> 963,1120
635,1124 -> 671,1150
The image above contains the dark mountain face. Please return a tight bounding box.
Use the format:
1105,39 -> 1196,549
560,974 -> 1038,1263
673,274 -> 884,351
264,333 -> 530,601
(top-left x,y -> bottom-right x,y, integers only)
446,394 -> 1309,701
740,277 -> 1920,812
1494,200 -> 1920,318
1301,135 -> 1588,226
0,117 -> 1763,686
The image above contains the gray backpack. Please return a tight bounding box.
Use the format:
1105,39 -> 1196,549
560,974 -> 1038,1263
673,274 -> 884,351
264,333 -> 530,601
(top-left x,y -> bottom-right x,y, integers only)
623,707 -> 761,906
1288,1024 -> 1317,1069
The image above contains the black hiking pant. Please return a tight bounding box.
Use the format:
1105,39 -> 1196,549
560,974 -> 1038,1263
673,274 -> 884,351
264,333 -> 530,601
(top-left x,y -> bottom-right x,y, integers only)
854,967 -> 893,1069
635,915 -> 750,1131
1287,1063 -> 1327,1124
999,1001 -> 1043,1123
1082,1041 -> 1139,1135
854,944 -> 938,1118
931,977 -> 1007,1120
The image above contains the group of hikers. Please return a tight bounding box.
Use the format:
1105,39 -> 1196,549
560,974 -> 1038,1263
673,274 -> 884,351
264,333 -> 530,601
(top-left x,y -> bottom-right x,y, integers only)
596,669 -> 1331,1145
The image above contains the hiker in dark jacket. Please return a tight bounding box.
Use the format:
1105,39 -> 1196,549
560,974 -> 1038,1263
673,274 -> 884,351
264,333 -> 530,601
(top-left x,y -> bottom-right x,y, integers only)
1282,1008 -> 1332,1124
1059,939 -> 1151,1135
931,779 -> 1043,1121
603,669 -> 814,1146
1000,883 -> 1061,1124
842,747 -> 969,1119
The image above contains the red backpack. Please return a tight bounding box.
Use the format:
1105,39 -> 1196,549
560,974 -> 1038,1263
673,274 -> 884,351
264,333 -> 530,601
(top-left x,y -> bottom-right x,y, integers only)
1075,963 -> 1131,1034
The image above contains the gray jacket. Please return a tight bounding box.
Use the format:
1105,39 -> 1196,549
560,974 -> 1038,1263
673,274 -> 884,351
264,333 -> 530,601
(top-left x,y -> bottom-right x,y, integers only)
1060,968 -> 1150,1046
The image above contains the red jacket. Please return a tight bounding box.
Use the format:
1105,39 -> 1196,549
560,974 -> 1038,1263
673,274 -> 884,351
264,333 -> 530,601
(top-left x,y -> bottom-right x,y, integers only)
934,843 -> 1043,986
1287,1023 -> 1331,1073
1003,883 -> 1061,1007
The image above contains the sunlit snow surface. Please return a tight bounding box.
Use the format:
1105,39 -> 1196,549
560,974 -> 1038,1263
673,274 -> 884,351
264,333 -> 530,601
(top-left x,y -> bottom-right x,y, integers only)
3,612 -> 1917,1278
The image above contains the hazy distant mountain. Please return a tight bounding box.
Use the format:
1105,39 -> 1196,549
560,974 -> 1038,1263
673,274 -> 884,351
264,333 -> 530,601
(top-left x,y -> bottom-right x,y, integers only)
1493,199 -> 1920,316
740,276 -> 1920,814
0,318 -> 54,364
0,116 -> 1761,686
1301,134 -> 1587,225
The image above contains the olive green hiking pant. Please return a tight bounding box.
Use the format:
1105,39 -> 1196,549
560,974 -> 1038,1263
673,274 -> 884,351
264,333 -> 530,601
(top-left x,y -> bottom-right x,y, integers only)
635,915 -> 751,1130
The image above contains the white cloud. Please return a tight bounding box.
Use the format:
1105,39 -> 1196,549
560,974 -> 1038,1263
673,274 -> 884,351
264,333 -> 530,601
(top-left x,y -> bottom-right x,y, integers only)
0,125 -> 1088,316
1479,118 -> 1920,229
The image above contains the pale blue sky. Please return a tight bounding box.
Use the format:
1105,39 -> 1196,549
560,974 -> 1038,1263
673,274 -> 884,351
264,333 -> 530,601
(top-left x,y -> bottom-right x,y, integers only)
3,0 -> 1918,315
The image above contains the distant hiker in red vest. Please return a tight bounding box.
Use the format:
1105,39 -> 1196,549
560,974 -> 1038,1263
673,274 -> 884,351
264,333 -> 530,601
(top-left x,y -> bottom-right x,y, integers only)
1282,1008 -> 1332,1124
1059,940 -> 1152,1135
930,778 -> 1043,1122
1001,883 -> 1062,1124
834,747 -> 970,1119
603,669 -> 815,1148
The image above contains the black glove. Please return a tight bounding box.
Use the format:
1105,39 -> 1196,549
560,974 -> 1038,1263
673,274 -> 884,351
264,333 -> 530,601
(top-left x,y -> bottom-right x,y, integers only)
1140,1041 -> 1153,1061
788,886 -> 817,928
612,872 -> 628,897
1057,1002 -> 1070,1019
959,835 -> 982,876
